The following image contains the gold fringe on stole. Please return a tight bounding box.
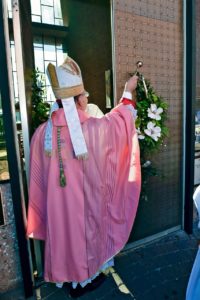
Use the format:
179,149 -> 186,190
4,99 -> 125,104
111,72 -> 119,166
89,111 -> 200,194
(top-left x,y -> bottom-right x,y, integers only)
76,153 -> 89,160
45,150 -> 52,157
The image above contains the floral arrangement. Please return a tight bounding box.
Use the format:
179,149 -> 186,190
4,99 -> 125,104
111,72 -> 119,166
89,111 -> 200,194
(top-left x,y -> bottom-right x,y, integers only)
135,72 -> 169,200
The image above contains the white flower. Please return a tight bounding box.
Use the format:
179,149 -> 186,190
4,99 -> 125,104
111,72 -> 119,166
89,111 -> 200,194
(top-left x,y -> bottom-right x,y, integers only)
144,122 -> 161,141
136,128 -> 145,140
147,104 -> 163,120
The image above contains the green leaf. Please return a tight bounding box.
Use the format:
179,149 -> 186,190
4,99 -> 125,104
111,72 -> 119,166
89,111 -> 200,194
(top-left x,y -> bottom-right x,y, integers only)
31,69 -> 50,135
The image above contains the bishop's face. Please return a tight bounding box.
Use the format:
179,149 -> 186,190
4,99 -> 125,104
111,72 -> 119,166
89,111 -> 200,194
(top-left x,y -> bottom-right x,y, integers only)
76,91 -> 89,111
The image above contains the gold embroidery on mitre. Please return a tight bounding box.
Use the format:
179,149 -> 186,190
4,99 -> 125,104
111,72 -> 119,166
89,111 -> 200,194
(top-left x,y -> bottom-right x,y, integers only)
53,85 -> 84,99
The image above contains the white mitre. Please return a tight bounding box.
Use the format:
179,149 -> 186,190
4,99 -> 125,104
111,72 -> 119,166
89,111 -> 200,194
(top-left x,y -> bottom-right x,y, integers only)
46,56 -> 88,160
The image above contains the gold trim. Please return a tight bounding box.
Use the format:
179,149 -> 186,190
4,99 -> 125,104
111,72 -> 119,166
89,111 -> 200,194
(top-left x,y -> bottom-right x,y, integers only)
54,84 -> 84,98
47,63 -> 59,88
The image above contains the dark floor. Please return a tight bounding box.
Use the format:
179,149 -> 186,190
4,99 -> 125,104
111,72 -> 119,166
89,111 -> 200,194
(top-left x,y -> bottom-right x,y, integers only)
1,227 -> 200,300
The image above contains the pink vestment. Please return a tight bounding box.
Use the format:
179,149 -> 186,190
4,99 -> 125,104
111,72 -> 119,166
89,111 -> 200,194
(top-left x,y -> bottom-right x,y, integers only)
27,104 -> 141,283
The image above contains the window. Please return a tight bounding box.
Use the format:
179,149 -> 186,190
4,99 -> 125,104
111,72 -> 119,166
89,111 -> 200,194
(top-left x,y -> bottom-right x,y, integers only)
31,0 -> 63,25
8,0 -> 63,25
9,36 -> 67,105
8,0 -> 67,105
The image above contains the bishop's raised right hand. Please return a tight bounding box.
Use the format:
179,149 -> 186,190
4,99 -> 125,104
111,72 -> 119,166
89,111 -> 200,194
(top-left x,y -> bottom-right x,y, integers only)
125,75 -> 138,94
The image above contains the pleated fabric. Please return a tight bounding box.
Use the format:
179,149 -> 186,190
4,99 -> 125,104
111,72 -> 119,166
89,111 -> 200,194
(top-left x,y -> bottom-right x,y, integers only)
27,104 -> 141,283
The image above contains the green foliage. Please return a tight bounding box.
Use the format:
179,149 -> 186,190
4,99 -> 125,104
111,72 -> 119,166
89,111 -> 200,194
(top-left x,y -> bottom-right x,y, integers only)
135,72 -> 169,200
31,69 -> 50,135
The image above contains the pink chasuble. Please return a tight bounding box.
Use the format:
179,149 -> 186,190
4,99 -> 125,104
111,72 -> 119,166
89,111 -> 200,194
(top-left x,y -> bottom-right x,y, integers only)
27,104 -> 141,283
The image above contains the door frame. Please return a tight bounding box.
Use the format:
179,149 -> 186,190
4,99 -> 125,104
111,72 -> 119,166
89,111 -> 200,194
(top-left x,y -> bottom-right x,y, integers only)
183,0 -> 196,234
0,0 -> 33,297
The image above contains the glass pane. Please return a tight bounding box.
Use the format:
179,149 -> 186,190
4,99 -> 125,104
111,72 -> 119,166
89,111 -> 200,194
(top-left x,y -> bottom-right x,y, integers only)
45,71 -> 51,87
32,15 -> 41,23
7,0 -> 12,18
44,38 -> 56,61
9,41 -> 19,104
41,5 -> 54,24
16,111 -> 21,124
41,0 -> 53,5
54,0 -> 62,18
45,85 -> 55,103
34,47 -> 45,73
56,50 -> 67,65
55,18 -> 63,26
31,0 -> 41,16
0,95 -> 9,181
7,0 -> 12,11
10,44 -> 16,72
13,72 -> 19,99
